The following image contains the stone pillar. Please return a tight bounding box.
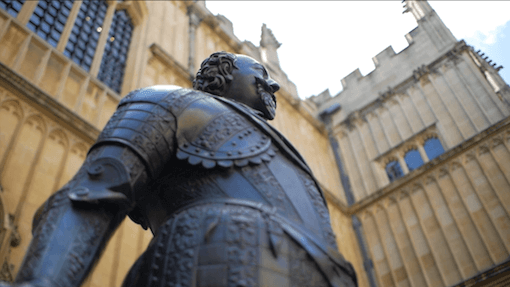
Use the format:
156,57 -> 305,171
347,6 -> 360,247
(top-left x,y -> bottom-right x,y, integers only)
398,155 -> 409,174
418,144 -> 429,162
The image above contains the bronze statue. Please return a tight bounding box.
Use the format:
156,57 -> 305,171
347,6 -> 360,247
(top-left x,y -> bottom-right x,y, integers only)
1,52 -> 356,287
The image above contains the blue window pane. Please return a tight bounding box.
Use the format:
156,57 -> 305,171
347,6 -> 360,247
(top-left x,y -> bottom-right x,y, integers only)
27,0 -> 74,48
404,149 -> 424,171
64,1 -> 107,72
424,138 -> 445,160
0,0 -> 25,17
386,160 -> 403,182
98,9 -> 134,94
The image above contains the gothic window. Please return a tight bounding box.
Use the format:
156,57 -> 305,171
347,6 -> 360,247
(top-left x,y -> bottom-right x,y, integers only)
26,0 -> 74,48
424,137 -> 444,160
404,149 -> 424,171
0,0 -> 24,17
64,1 -> 107,72
386,160 -> 403,182
97,9 -> 133,94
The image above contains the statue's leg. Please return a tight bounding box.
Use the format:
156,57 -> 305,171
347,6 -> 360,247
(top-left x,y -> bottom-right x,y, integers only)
12,145 -> 148,287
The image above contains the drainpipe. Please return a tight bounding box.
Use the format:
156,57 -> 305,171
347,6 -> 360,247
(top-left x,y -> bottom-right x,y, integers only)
187,5 -> 202,77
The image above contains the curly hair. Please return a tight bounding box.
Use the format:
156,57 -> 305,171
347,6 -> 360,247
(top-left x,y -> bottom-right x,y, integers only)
193,52 -> 238,96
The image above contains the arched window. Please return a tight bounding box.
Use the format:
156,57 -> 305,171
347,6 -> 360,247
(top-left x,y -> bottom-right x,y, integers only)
404,149 -> 424,171
424,137 -> 444,160
26,0 -> 74,47
0,0 -> 24,17
64,1 -> 108,72
97,9 -> 133,94
386,160 -> 403,182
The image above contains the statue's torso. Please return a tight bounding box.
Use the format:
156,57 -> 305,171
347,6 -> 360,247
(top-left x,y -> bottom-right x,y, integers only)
137,92 -> 337,250
113,87 -> 356,287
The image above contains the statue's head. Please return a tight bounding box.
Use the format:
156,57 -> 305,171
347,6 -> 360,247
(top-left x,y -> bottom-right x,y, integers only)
193,52 -> 280,120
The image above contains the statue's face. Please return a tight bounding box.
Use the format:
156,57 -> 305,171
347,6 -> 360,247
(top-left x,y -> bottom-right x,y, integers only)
222,55 -> 280,120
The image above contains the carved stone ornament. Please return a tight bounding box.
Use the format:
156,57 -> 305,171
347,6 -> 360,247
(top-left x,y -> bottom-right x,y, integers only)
2,53 -> 357,287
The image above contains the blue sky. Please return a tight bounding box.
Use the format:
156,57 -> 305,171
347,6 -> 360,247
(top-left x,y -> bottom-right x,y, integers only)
461,20 -> 509,85
206,1 -> 509,99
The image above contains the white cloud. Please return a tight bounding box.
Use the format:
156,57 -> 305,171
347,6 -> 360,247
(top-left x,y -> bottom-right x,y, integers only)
432,1 -> 510,45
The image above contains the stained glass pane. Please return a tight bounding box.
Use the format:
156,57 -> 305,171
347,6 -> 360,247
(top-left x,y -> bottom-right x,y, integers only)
27,0 -> 74,47
424,138 -> 445,160
97,9 -> 133,94
386,160 -> 403,182
404,149 -> 424,171
64,1 -> 107,71
0,0 -> 25,17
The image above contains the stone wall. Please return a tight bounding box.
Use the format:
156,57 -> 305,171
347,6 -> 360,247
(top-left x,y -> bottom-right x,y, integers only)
0,1 -> 357,286
352,117 -> 510,287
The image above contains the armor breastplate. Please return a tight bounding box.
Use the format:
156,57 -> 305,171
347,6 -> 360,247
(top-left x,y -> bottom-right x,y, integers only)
174,96 -> 276,169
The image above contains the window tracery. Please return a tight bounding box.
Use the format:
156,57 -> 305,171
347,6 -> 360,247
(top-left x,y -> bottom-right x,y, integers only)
64,1 -> 108,72
385,160 -> 403,182
26,0 -> 74,48
424,137 -> 445,160
0,0 -> 24,18
97,9 -> 133,94
378,128 -> 445,183
404,148 -> 424,171
1,0 -> 140,95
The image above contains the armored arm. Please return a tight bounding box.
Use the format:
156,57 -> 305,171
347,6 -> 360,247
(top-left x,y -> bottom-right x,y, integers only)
8,87 -> 180,287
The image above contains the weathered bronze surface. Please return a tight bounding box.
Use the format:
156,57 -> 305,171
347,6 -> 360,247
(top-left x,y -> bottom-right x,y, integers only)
0,52 -> 356,287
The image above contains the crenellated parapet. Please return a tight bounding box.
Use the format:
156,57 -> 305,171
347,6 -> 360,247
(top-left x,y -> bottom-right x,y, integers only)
311,1 -> 462,119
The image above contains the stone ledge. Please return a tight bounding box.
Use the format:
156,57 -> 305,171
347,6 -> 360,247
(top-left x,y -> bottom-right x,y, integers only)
149,43 -> 194,83
0,61 -> 99,144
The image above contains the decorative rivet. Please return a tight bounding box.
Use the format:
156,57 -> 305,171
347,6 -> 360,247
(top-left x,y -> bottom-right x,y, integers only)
183,143 -> 189,148
232,142 -> 237,146
238,151 -> 243,155
247,130 -> 252,134
255,145 -> 260,149
74,187 -> 89,197
250,148 -> 255,152
195,148 -> 201,153
210,152 -> 215,156
238,135 -> 244,139
262,136 -> 267,140
227,152 -> 232,156
89,165 -> 104,175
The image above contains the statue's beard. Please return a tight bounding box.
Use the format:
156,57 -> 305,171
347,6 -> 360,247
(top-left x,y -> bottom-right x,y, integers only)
256,81 -> 276,120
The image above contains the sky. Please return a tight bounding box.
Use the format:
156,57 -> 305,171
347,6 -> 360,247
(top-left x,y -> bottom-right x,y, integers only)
205,1 -> 510,99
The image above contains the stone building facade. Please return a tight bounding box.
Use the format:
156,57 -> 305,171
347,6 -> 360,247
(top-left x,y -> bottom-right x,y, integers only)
309,1 -> 510,286
0,0 -> 508,286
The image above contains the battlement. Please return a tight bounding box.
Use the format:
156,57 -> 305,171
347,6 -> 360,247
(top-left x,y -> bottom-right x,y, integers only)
340,69 -> 363,90
312,1 -> 457,119
372,46 -> 396,68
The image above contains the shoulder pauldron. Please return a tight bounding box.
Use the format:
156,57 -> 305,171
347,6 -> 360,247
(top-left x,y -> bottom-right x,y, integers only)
176,112 -> 276,169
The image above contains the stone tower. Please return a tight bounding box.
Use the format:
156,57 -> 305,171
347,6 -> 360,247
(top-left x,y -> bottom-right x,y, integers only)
309,0 -> 510,286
